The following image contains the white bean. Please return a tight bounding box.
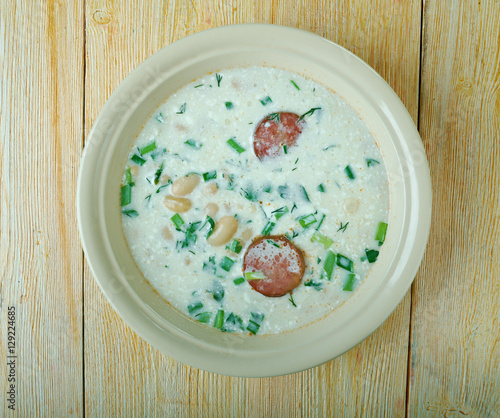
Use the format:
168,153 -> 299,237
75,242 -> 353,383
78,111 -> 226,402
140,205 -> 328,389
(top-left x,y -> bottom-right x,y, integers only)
163,196 -> 191,213
171,174 -> 199,196
207,216 -> 238,246
205,203 -> 219,217
344,197 -> 360,214
204,183 -> 218,195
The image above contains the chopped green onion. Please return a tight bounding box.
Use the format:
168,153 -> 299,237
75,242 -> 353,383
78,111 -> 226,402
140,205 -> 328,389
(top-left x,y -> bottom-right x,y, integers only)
145,194 -> 151,202
300,185 -> 310,202
311,232 -> 334,249
215,73 -> 222,87
345,165 -> 355,180
176,103 -> 186,114
184,139 -> 202,149
224,313 -> 244,331
375,222 -> 388,245
194,84 -> 203,88
225,101 -> 234,109
155,113 -> 167,123
263,185 -> 272,193
366,158 -> 380,167
220,256 -> 235,272
244,271 -> 266,281
156,184 -> 169,194
122,209 -> 138,218
125,167 -> 133,184
260,96 -> 272,106
298,213 -> 317,228
202,256 -> 216,274
283,144 -> 288,154
131,154 -> 146,166
268,113 -> 280,123
315,214 -> 326,231
140,142 -> 156,155
241,187 -> 258,201
290,80 -> 300,90
343,274 -> 357,291
278,185 -> 291,199
202,171 -> 217,181
227,138 -> 246,154
317,184 -> 326,193
304,280 -> 323,291
336,254 -> 354,272
154,163 -> 164,185
298,107 -> 321,122
171,213 -> 184,230
288,293 -> 297,307
261,221 -> 276,235
271,206 -> 289,220
211,283 -> 225,301
233,277 -> 245,285
247,312 -> 264,335
338,222 -> 349,233
121,184 -> 132,206
195,312 -> 211,323
267,239 -> 281,248
200,216 -> 215,238
365,249 -> 379,263
324,251 -> 336,279
214,310 -> 224,329
226,239 -> 242,254
188,302 -> 203,314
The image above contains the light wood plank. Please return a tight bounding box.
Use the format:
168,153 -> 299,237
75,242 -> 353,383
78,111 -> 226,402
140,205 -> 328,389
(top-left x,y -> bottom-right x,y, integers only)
84,1 -> 421,415
0,0 -> 84,415
409,0 -> 500,416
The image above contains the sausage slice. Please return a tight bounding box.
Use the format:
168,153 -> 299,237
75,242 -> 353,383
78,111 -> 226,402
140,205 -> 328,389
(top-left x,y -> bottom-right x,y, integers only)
253,112 -> 304,160
243,235 -> 305,297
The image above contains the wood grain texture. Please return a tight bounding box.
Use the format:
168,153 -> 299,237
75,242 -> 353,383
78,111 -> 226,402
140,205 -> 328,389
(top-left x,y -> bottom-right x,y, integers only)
408,0 -> 500,416
84,0 -> 421,416
0,0 -> 84,416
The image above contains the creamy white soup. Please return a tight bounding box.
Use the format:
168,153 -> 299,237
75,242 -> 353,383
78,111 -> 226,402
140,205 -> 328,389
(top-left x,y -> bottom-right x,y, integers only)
120,67 -> 389,335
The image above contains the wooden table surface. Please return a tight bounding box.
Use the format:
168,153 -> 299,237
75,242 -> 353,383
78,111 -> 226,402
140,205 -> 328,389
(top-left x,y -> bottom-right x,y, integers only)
1,0 -> 499,416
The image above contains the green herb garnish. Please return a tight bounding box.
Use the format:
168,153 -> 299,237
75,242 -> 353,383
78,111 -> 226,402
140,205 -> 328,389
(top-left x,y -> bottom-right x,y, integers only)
233,277 -> 245,285
365,249 -> 379,263
214,310 -> 225,329
153,163 -> 164,185
124,167 -> 133,184
260,96 -> 272,106
200,216 -> 215,238
300,186 -> 310,202
315,214 -> 325,231
338,222 -> 349,233
202,171 -> 217,181
247,312 -> 264,335
317,184 -> 326,193
215,73 -> 222,87
176,103 -> 186,114
225,101 -> 234,109
261,221 -> 276,235
244,271 -> 266,281
211,282 -> 225,301
184,139 -> 202,149
171,213 -> 184,230
324,251 -> 336,280
188,302 -> 203,314
336,254 -> 354,272
375,222 -> 388,245
345,165 -> 355,180
290,80 -> 300,90
220,256 -> 235,272
278,185 -> 291,199
140,142 -> 156,155
195,312 -> 211,323
311,232 -> 333,249
304,280 -> 323,291
343,274 -> 356,291
298,213 -> 317,228
155,113 -> 167,123
268,112 -> 281,123
227,138 -> 246,154
366,158 -> 380,167
288,293 -> 297,307
226,239 -> 242,254
267,239 -> 281,248
298,107 -> 321,122
271,206 -> 288,220
121,184 -> 132,206
122,209 -> 138,218
241,186 -> 258,202
131,154 -> 146,166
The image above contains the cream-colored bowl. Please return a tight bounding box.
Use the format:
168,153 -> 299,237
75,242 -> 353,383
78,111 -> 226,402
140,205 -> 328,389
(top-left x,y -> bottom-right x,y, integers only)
77,24 -> 431,377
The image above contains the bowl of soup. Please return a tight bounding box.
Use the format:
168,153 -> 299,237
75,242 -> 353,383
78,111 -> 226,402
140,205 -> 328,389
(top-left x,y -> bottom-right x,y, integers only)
77,24 -> 431,377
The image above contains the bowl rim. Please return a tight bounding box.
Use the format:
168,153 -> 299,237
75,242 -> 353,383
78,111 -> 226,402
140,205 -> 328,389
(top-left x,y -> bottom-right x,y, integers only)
77,23 -> 432,377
